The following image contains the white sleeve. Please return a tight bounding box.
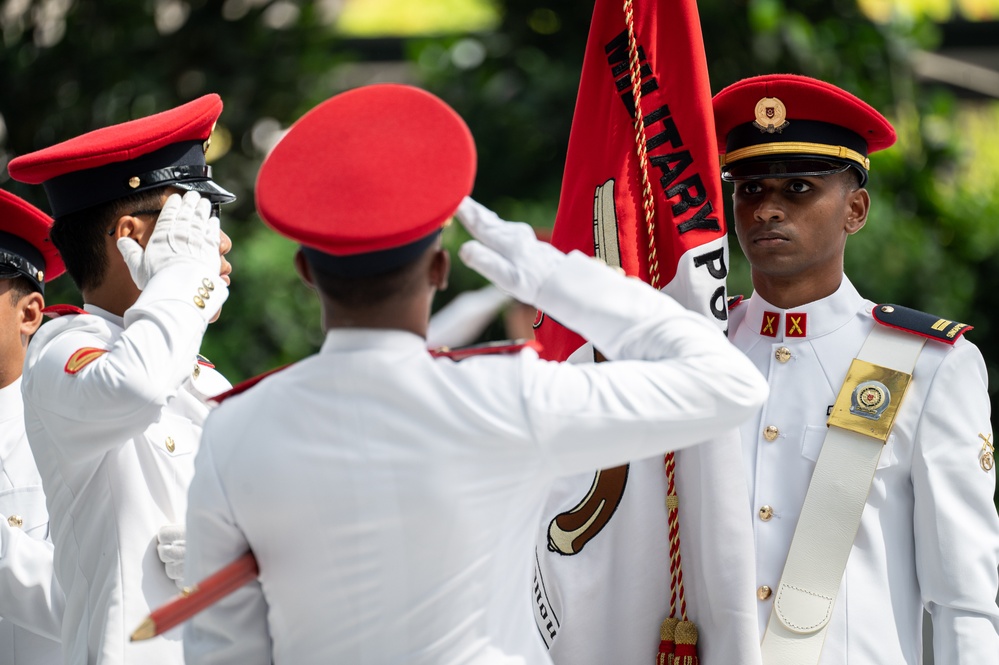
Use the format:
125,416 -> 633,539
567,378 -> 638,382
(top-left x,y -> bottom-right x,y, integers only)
427,285 -> 513,348
524,251 -> 769,475
23,264 -> 227,448
184,419 -> 271,665
0,520 -> 63,640
911,342 -> 999,664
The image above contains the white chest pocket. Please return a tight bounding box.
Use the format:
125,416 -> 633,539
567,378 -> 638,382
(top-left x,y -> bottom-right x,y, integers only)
0,485 -> 50,539
801,424 -> 897,469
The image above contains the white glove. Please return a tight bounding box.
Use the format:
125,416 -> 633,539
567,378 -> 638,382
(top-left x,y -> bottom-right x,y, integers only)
156,524 -> 186,590
117,191 -> 222,290
456,197 -> 565,306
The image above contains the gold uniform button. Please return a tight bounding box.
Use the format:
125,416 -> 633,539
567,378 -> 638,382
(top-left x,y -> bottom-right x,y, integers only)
7,514 -> 23,528
757,585 -> 772,601
165,437 -> 176,453
193,295 -> 205,309
758,505 -> 774,521
775,346 -> 792,363
202,277 -> 215,291
193,364 -> 201,379
197,286 -> 211,299
763,425 -> 780,442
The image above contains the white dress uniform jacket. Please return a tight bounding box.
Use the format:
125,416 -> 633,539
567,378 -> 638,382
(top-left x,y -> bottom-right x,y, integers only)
0,378 -> 63,664
730,276 -> 999,665
183,251 -> 769,665
21,271 -> 230,665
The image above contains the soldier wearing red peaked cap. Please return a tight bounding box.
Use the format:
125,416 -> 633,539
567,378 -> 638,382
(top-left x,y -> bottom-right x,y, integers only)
715,74 -> 999,665
7,96 -> 234,665
0,189 -> 65,664
180,83 -> 767,665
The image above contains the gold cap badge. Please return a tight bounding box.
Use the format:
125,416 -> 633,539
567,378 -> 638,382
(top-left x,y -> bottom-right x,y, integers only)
754,97 -> 789,134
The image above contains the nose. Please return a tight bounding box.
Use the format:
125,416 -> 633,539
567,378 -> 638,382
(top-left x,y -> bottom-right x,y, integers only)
754,189 -> 785,224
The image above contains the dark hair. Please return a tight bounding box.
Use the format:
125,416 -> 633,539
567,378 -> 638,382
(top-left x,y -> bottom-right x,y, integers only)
5,275 -> 36,303
50,188 -> 166,292
305,254 -> 426,309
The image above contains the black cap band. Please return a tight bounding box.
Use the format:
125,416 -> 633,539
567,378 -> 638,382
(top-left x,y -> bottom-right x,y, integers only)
42,141 -> 236,218
301,229 -> 442,278
0,231 -> 46,293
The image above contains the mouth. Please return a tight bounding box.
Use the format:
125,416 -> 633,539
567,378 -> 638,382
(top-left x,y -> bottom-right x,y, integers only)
753,232 -> 790,247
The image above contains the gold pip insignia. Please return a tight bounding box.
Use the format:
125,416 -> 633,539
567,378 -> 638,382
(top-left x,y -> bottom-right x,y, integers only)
980,433 -> 994,472
753,97 -> 790,133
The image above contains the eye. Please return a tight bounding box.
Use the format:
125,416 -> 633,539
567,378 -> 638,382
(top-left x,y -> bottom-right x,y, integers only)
738,181 -> 762,196
786,180 -> 812,193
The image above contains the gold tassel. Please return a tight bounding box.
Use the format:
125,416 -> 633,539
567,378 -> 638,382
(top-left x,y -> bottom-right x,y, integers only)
673,620 -> 698,665
656,617 -> 678,665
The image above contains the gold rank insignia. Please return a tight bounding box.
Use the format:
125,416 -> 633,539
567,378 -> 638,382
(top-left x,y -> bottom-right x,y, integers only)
979,433 -> 994,472
64,347 -> 108,374
753,97 -> 790,133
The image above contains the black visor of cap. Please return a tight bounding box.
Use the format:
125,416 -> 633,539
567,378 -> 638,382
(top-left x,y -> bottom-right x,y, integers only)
721,158 -> 861,184
42,140 -> 236,218
301,229 -> 443,279
0,231 -> 46,293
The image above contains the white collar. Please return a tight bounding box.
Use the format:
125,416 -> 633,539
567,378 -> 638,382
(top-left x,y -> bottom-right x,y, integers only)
735,276 -> 866,345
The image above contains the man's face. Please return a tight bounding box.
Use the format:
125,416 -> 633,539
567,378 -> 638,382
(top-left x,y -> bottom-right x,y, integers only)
732,173 -> 862,285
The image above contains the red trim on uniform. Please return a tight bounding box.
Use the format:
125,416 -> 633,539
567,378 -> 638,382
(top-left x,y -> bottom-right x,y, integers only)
760,311 -> 779,337
64,347 -> 107,374
42,304 -> 86,318
785,312 -> 807,338
429,339 -> 543,361
727,295 -> 744,310
210,364 -> 292,404
532,310 -> 544,329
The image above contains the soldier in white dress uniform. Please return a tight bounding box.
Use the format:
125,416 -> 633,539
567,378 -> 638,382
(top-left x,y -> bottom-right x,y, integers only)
0,189 -> 66,663
181,83 -> 769,665
714,74 -> 999,664
7,95 -> 235,665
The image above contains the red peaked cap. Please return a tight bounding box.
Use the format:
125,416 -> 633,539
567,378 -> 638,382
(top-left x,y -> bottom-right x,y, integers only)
8,94 -> 235,218
256,84 -> 476,277
0,189 -> 66,293
712,74 -> 896,185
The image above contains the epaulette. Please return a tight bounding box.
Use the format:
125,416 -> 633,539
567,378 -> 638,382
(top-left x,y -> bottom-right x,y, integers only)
42,304 -> 86,318
727,295 -> 744,310
429,338 -> 542,362
872,304 -> 972,345
209,364 -> 292,405
196,354 -> 215,368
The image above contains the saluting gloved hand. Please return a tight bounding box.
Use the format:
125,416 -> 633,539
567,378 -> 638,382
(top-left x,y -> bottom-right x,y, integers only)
156,524 -> 186,590
117,191 -> 222,291
456,197 -> 565,306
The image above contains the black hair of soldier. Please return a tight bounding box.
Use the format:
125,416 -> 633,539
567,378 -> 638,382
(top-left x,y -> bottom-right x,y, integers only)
49,187 -> 167,292
303,251 -> 433,310
5,275 -> 36,304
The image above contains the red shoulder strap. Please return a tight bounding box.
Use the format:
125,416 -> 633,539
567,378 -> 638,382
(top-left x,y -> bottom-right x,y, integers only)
429,339 -> 542,361
42,304 -> 87,318
210,364 -> 292,404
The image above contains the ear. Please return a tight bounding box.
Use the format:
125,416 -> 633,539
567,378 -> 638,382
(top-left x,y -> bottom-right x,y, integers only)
17,291 -> 44,339
113,213 -> 156,247
294,248 -> 315,289
429,248 -> 449,292
845,187 -> 869,236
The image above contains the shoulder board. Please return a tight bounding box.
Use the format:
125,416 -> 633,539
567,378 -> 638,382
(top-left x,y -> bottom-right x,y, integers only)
727,295 -> 744,310
429,338 -> 542,361
196,353 -> 215,368
872,304 -> 972,345
210,364 -> 292,404
42,304 -> 87,318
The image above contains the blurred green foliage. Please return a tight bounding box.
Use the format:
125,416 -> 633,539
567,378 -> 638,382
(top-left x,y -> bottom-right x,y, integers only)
2,1 -> 998,435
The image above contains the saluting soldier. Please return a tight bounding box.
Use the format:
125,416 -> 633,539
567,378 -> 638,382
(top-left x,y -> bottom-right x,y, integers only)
181,83 -> 768,665
7,95 -> 234,665
0,189 -> 65,663
715,74 -> 999,664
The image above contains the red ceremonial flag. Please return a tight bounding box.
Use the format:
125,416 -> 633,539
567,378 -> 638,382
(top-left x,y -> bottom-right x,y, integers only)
535,0 -> 728,358
533,2 -> 730,663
